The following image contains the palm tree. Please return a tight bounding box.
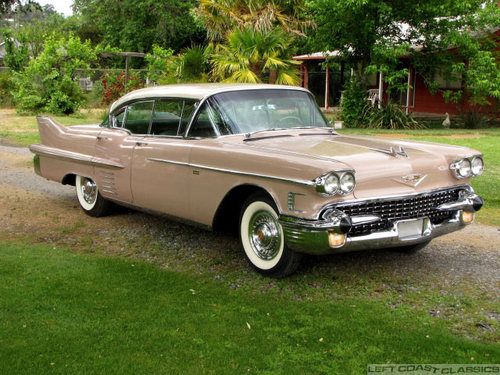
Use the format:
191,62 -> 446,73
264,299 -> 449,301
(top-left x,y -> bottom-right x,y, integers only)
210,27 -> 300,85
195,0 -> 313,41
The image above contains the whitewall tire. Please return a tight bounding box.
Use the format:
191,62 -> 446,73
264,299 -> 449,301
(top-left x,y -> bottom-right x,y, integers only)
75,175 -> 112,217
239,194 -> 301,277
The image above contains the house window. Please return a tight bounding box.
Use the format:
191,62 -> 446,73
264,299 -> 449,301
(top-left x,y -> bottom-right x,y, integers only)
434,72 -> 462,90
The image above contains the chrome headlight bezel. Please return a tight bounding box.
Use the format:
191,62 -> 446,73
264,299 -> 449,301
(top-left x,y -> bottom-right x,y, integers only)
315,171 -> 356,196
450,155 -> 483,179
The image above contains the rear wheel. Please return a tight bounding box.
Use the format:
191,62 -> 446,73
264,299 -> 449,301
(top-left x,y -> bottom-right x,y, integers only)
239,194 -> 301,277
75,175 -> 112,217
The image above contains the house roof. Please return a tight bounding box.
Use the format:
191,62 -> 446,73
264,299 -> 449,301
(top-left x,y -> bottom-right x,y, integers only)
293,51 -> 344,61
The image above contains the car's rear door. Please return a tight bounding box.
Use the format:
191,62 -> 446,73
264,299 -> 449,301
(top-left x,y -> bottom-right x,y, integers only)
94,101 -> 153,204
130,98 -> 197,219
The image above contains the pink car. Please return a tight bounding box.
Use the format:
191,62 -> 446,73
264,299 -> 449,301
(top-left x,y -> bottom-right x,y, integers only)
31,84 -> 484,277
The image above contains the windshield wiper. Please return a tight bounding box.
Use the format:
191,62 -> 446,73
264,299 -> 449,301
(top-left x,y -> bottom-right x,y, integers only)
244,128 -> 287,139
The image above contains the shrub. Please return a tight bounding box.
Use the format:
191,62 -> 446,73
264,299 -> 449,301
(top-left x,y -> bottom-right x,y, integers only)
101,70 -> 144,105
0,70 -> 15,107
177,45 -> 210,82
340,78 -> 367,127
458,110 -> 491,129
13,34 -> 96,114
363,102 -> 423,129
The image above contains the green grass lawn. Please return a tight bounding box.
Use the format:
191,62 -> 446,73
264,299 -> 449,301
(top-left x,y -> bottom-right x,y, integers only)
0,242 -> 498,375
0,108 -> 105,146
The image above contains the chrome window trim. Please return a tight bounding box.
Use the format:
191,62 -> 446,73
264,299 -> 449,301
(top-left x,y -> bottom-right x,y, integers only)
184,97 -> 220,138
147,157 -> 315,186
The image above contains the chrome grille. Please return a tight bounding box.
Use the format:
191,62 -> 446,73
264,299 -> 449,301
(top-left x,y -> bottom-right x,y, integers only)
325,187 -> 463,237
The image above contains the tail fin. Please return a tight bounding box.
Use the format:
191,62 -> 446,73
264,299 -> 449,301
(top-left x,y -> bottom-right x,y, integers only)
36,116 -> 67,146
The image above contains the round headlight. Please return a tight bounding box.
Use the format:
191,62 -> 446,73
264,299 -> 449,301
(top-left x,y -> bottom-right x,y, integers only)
323,173 -> 340,195
340,172 -> 355,194
456,159 -> 472,178
471,157 -> 484,176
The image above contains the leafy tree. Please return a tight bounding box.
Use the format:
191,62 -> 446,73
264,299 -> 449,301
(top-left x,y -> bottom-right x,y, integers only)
194,0 -> 312,41
210,27 -> 299,84
13,34 -> 96,114
1,29 -> 29,71
0,0 -> 16,14
73,0 -> 205,53
144,45 -> 178,84
308,0 -> 500,120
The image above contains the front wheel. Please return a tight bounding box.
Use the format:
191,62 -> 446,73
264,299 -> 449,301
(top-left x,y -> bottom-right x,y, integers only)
239,194 -> 301,277
75,175 -> 112,217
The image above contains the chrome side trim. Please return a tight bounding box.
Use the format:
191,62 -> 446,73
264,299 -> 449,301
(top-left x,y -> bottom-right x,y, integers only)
147,157 -> 315,186
29,144 -> 124,169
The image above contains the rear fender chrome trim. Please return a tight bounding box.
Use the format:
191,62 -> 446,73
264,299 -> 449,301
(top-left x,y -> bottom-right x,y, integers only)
29,144 -> 124,169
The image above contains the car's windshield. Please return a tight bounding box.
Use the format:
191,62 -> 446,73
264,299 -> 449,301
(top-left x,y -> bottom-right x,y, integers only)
207,89 -> 328,135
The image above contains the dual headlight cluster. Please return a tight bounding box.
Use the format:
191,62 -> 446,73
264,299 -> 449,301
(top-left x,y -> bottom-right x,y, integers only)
450,156 -> 484,179
315,171 -> 356,196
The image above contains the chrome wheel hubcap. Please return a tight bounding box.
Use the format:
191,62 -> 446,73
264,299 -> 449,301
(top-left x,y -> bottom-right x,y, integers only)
81,178 -> 97,205
248,210 -> 282,260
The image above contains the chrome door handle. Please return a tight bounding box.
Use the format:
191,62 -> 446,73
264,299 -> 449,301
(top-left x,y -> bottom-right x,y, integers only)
136,142 -> 148,147
97,136 -> 111,141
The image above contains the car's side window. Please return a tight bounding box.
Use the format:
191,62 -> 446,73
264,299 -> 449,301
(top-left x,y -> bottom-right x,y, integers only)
178,100 -> 198,135
188,102 -> 218,138
150,99 -> 183,136
111,108 -> 126,127
124,101 -> 154,134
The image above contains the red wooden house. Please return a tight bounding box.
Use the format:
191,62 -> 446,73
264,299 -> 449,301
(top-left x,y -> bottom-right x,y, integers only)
293,29 -> 499,117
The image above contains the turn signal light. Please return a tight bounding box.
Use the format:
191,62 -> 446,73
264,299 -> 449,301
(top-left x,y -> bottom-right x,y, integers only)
328,232 -> 346,248
460,211 -> 475,224
460,211 -> 474,224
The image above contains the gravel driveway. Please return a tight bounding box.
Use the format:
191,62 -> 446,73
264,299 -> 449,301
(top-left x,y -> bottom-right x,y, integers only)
1,144 -> 499,292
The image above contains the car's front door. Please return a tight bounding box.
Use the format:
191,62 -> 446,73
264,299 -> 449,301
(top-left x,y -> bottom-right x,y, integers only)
130,98 -> 197,219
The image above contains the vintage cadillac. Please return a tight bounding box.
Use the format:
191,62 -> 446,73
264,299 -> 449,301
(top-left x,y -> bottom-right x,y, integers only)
30,84 -> 484,277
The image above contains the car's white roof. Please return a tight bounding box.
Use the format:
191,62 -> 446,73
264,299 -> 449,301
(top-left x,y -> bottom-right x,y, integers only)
110,83 -> 310,113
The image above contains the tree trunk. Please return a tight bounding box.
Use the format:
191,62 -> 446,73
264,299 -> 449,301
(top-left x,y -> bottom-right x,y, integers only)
269,69 -> 277,84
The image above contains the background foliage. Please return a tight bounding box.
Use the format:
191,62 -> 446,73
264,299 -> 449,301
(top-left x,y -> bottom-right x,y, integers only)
13,34 -> 96,114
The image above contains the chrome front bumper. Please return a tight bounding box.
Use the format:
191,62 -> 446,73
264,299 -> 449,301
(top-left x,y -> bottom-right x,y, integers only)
280,189 -> 483,255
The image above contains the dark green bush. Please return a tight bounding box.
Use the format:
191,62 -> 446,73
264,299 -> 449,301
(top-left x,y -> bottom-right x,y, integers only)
340,78 -> 367,127
0,70 -> 15,107
363,102 -> 423,129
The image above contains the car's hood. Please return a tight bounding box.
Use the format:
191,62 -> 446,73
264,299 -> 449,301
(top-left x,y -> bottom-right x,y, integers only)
224,131 -> 477,199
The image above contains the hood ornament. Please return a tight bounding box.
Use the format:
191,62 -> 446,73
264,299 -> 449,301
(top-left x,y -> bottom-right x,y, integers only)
393,173 -> 427,187
370,145 -> 408,158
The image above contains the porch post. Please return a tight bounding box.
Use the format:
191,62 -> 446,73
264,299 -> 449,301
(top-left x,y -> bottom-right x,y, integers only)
303,63 -> 309,89
125,55 -> 130,87
325,66 -> 330,110
405,68 -> 411,115
378,71 -> 383,109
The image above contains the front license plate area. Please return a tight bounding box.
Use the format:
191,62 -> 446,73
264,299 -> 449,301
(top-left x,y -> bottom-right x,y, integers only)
397,219 -> 424,240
